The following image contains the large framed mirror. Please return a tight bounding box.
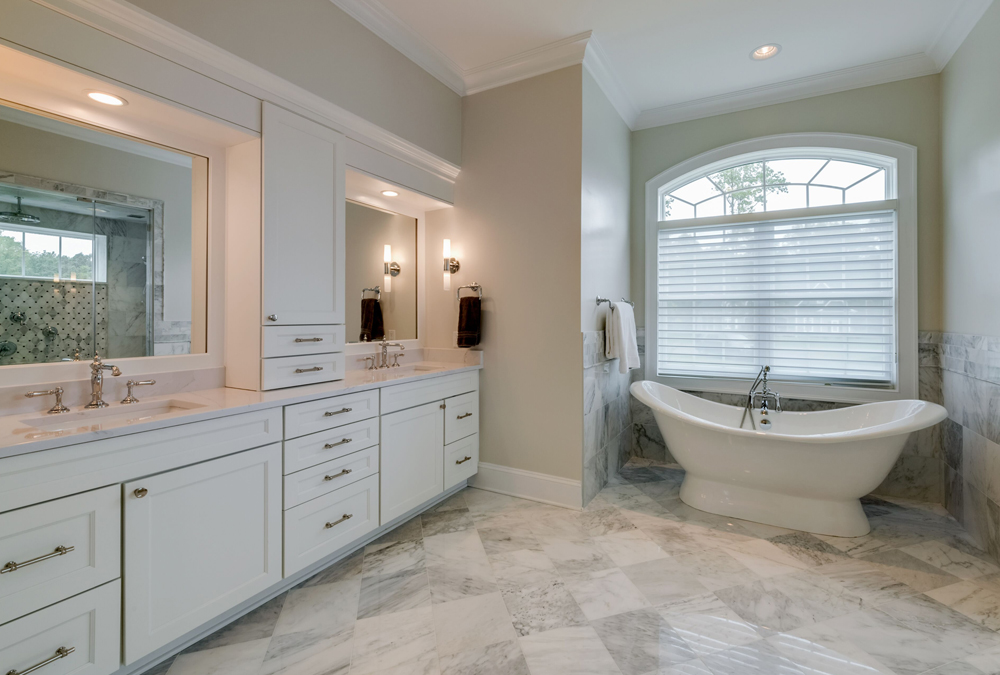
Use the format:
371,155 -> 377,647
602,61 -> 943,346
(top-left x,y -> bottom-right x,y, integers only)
0,103 -> 208,366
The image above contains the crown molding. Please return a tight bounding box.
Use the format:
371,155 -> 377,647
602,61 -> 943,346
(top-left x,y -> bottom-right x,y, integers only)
634,53 -> 939,130
463,31 -> 591,95
329,0 -> 466,95
33,0 -> 460,182
582,36 -> 638,128
927,0 -> 993,69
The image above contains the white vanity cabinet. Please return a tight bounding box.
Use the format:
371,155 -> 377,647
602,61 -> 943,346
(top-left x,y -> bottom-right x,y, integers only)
122,444 -> 283,663
380,402 -> 445,523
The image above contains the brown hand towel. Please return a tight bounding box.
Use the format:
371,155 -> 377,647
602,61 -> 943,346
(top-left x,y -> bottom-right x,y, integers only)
359,297 -> 385,342
457,296 -> 481,348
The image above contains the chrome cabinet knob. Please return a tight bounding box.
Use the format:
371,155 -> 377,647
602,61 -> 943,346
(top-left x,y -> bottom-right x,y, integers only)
134,487 -> 148,498
266,314 -> 278,322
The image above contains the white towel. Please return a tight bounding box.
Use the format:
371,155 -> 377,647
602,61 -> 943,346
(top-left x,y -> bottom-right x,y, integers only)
605,302 -> 640,375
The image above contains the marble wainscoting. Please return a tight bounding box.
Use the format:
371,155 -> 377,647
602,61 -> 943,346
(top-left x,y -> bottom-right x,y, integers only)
920,332 -> 1000,563
628,327 -> 943,503
583,331 -> 633,506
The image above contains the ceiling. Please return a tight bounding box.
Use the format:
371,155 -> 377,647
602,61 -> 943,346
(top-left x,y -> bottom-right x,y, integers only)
331,0 -> 993,129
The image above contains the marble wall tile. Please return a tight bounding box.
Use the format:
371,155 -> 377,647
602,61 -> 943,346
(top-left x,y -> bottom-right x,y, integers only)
876,456 -> 944,503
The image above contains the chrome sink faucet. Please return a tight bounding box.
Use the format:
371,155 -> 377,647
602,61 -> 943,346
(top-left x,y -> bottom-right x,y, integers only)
740,365 -> 782,430
377,337 -> 404,369
85,354 -> 121,409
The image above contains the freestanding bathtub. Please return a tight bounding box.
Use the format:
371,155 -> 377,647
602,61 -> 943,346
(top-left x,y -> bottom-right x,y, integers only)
630,381 -> 948,537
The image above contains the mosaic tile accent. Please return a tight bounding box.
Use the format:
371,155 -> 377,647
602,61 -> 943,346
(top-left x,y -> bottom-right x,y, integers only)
0,279 -> 106,364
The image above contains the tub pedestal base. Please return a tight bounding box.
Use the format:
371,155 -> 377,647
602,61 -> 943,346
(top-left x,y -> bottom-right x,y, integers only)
679,475 -> 872,537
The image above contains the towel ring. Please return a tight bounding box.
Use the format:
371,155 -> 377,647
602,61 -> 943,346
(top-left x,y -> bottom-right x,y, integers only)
457,283 -> 483,301
361,286 -> 381,301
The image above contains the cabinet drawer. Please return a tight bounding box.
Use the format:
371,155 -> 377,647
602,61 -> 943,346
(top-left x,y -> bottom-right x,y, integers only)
284,446 -> 378,509
284,389 -> 379,439
444,390 -> 479,445
0,486 -> 120,626
445,434 -> 479,490
0,581 -> 120,675
262,353 -> 346,391
262,325 -> 346,358
284,474 -> 379,576
283,417 -> 379,475
381,370 -> 479,415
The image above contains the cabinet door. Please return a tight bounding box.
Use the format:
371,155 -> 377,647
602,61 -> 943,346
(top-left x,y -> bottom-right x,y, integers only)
380,402 -> 444,524
261,102 -> 345,326
123,445 -> 282,663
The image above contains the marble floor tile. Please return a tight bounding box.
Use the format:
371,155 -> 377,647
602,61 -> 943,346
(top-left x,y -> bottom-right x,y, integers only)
357,568 -> 431,619
769,623 -> 895,675
815,533 -> 896,558
427,557 -> 499,603
478,525 -> 541,558
499,577 -> 589,637
489,548 -> 560,589
366,515 -> 423,550
927,580 -> 1000,630
184,592 -> 286,653
437,639 -> 530,675
669,549 -> 758,592
541,537 -> 617,575
717,539 -> 809,578
361,538 -> 425,578
592,607 -> 697,675
423,529 -> 491,567
595,529 -> 669,567
259,626 -> 353,675
297,549 -> 363,588
901,540 -> 1000,580
166,637 -> 271,675
422,508 -> 476,537
578,507 -> 639,537
432,592 -> 517,657
860,549 -> 962,592
351,605 -> 439,675
657,594 -> 761,657
429,491 -> 469,513
518,625 -> 623,675
699,639 -> 806,675
652,659 -> 715,675
621,558 -> 711,606
564,567 -> 651,620
811,558 -> 918,608
767,532 -> 851,567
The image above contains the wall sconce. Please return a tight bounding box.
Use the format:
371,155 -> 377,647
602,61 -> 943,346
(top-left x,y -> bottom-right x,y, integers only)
383,244 -> 400,293
443,239 -> 460,291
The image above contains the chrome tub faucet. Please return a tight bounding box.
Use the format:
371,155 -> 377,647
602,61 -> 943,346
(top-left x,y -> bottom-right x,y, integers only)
740,365 -> 782,430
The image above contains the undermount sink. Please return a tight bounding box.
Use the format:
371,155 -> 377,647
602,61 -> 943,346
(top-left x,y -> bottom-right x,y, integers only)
21,399 -> 206,432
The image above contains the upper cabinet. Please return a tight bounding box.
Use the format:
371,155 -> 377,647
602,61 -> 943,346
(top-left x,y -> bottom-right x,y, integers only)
262,103 -> 346,326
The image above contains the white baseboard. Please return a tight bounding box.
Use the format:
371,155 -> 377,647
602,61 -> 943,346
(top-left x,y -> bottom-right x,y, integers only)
469,462 -> 582,510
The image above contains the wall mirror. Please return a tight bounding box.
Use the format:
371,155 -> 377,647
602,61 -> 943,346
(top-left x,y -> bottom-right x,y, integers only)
0,103 -> 208,366
345,200 -> 417,343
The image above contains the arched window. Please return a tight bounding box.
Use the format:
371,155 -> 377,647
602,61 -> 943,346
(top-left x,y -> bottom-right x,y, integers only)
644,134 -> 917,402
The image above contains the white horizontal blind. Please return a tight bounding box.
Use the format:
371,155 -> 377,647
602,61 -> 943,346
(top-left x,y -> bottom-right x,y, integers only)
656,211 -> 897,387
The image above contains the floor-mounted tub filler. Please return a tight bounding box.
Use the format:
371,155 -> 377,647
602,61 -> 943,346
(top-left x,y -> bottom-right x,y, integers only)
630,380 -> 948,537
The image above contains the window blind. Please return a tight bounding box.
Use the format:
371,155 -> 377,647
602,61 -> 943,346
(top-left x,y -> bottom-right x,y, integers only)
656,211 -> 896,387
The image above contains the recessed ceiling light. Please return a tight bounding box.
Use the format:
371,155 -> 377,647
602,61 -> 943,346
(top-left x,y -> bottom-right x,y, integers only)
85,90 -> 128,106
750,44 -> 782,61
381,190 -> 399,197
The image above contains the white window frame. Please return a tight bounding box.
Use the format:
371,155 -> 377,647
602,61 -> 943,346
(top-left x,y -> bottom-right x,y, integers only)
0,223 -> 107,282
644,133 -> 917,403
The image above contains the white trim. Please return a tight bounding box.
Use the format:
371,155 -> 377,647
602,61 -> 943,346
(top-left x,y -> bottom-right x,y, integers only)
582,36 -> 639,128
463,31 -> 591,96
469,462 -> 582,510
644,133 -> 918,404
927,0 -> 994,69
33,0 -> 460,183
634,54 -> 938,130
329,0 -> 466,95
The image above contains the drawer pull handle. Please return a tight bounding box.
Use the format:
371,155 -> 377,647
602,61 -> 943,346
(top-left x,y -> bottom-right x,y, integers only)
455,456 -> 473,465
6,646 -> 75,675
1,545 -> 75,575
323,407 -> 353,417
295,366 -> 324,373
325,514 -> 353,529
324,438 -> 352,449
134,487 -> 148,498
323,469 -> 353,481
294,337 -> 324,343
456,412 -> 473,420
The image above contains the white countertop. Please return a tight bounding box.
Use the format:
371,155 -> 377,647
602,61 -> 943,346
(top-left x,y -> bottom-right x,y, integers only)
0,361 -> 481,460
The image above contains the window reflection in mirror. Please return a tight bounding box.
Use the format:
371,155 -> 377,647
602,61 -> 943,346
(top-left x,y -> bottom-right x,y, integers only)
0,104 -> 207,365
345,201 -> 417,343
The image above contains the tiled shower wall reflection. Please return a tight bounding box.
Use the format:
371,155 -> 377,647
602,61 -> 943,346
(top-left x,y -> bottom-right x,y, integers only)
628,328 -> 948,504
922,331 -> 1000,560
582,331 -> 632,505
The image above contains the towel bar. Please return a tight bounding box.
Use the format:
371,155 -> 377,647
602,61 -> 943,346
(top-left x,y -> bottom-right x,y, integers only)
597,296 -> 634,308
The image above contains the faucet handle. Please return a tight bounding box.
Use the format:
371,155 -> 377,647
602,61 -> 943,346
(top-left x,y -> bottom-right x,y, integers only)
25,387 -> 70,414
121,380 -> 156,405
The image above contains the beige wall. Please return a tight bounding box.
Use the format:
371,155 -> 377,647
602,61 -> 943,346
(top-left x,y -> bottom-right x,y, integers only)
0,115 -> 195,322
426,66 -> 584,481
630,75 -> 943,331
941,1 -> 1000,337
129,0 -> 461,166
344,201 -> 417,342
581,68 -> 631,332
